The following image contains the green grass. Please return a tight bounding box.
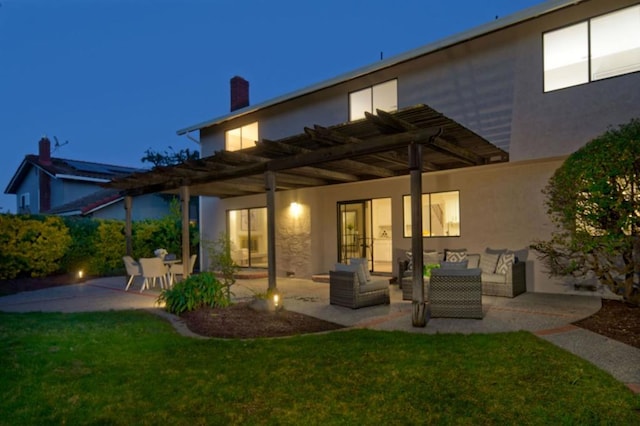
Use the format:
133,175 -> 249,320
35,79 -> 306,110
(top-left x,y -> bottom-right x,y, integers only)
0,311 -> 638,425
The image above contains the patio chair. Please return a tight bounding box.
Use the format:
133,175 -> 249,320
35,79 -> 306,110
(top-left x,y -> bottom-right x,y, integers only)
329,265 -> 390,309
168,254 -> 197,285
138,257 -> 169,293
429,267 -> 483,319
122,256 -> 141,291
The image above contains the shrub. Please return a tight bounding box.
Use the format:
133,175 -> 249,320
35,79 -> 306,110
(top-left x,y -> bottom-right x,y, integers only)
157,272 -> 230,315
60,217 -> 99,275
0,215 -> 71,279
91,220 -> 126,275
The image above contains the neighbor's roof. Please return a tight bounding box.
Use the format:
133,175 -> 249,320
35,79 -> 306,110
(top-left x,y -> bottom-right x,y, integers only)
108,104 -> 509,198
44,188 -> 124,216
4,155 -> 146,194
176,0 -> 585,135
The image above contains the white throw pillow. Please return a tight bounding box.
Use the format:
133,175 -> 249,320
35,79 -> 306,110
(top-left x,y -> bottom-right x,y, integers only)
446,249 -> 467,263
480,251 -> 503,274
495,253 -> 515,274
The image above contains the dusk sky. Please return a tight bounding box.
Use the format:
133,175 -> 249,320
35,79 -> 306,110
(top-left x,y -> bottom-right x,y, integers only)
0,0 -> 543,212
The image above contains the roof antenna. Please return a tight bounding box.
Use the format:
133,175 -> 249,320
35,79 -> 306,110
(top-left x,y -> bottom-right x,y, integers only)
53,136 -> 69,153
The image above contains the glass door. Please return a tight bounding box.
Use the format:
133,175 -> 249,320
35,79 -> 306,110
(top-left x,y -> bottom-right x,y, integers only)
338,198 -> 392,273
228,207 -> 268,268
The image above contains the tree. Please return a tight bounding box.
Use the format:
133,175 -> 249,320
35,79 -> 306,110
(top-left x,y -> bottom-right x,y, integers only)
531,118 -> 640,305
141,146 -> 199,167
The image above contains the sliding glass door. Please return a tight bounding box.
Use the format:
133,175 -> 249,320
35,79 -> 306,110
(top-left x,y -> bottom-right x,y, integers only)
227,207 -> 268,268
338,198 -> 392,273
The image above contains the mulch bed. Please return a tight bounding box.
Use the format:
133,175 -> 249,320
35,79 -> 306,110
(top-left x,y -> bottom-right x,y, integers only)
180,303 -> 345,338
572,299 -> 640,349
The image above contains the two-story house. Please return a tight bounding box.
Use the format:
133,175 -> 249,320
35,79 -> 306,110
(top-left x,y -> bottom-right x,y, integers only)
109,0 -> 640,295
5,137 -> 173,220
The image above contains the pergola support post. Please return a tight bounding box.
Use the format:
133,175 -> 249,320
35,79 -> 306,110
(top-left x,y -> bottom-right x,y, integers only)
180,186 -> 191,279
265,171 -> 277,292
410,143 -> 428,327
124,195 -> 133,256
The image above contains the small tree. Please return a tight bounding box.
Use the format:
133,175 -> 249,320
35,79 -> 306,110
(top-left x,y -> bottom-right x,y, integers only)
141,146 -> 199,167
531,118 -> 640,305
206,233 -> 239,299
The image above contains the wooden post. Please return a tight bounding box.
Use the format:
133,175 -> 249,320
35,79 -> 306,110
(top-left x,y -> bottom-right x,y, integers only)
409,143 -> 428,327
265,171 -> 277,291
124,195 -> 133,256
180,186 -> 191,279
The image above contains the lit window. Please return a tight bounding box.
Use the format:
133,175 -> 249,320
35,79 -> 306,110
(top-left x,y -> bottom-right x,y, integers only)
225,122 -> 258,151
543,5 -> 640,92
543,22 -> 589,92
403,191 -> 460,237
590,5 -> 640,81
349,79 -> 398,121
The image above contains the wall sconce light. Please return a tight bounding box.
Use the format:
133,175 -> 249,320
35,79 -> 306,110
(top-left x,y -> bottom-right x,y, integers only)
77,270 -> 84,279
290,202 -> 302,218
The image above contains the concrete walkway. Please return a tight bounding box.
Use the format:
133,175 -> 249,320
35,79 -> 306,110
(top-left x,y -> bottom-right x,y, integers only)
1,275 -> 638,393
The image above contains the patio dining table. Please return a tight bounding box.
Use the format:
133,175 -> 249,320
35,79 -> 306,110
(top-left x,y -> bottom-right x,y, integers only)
163,258 -> 181,286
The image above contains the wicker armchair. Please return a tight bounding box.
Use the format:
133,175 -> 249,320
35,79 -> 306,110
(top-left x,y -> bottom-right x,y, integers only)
329,270 -> 390,309
429,268 -> 483,319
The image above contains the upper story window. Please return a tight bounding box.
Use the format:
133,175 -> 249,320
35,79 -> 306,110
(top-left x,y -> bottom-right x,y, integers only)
225,122 -> 258,151
349,79 -> 398,121
543,4 -> 640,92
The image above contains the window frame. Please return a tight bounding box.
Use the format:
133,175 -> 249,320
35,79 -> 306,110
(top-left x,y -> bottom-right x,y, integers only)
402,190 -> 460,238
349,79 -> 398,121
225,121 -> 259,151
543,4 -> 640,93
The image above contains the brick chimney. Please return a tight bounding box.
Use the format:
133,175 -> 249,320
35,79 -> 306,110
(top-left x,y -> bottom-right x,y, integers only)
38,137 -> 52,212
39,136 -> 52,165
230,76 -> 249,112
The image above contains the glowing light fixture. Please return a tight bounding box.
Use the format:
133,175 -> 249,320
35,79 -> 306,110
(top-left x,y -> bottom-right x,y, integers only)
290,202 -> 302,218
77,270 -> 84,279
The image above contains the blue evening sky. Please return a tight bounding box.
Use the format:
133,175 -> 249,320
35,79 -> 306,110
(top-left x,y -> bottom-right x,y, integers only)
0,0 -> 543,212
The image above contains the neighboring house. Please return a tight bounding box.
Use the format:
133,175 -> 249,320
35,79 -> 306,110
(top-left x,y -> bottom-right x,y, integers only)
112,0 -> 640,295
4,137 -> 173,220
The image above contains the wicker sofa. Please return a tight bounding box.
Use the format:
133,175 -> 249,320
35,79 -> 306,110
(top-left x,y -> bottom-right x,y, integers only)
399,249 -> 526,299
429,268 -> 483,319
329,261 -> 390,309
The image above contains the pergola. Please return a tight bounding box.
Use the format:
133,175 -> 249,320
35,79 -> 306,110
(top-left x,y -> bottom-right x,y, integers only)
105,104 -> 508,326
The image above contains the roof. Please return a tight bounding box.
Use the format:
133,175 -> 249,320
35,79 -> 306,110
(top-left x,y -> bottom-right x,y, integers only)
107,104 -> 509,198
176,0 -> 585,135
45,188 -> 124,216
5,155 -> 146,194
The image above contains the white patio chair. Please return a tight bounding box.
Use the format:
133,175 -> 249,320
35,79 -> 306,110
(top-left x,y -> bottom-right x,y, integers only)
139,257 -> 169,293
122,256 -> 141,291
168,254 -> 197,285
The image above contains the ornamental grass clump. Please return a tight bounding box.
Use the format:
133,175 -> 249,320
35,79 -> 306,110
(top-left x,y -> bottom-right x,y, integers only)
157,272 -> 231,314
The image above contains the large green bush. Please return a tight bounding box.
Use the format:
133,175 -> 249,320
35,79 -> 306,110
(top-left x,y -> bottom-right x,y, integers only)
0,215 -> 71,279
157,272 -> 230,314
60,217 -> 99,275
91,220 -> 126,275
532,118 -> 640,305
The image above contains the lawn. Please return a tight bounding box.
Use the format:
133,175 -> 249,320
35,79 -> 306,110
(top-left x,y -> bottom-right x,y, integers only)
0,311 -> 638,425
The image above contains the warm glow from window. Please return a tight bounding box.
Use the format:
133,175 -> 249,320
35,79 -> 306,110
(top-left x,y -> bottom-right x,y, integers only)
349,79 -> 398,121
225,122 -> 259,151
403,191 -> 460,237
543,5 -> 640,92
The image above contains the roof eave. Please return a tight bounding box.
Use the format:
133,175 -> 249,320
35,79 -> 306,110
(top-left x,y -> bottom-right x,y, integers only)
176,0 -> 585,135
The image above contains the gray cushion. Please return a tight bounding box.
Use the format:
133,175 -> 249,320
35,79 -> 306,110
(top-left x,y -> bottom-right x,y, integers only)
334,263 -> 366,286
440,260 -> 469,269
467,254 -> 481,269
482,272 -> 507,283
432,267 -> 481,277
350,257 -> 371,281
480,250 -> 504,274
359,279 -> 388,293
424,251 -> 441,264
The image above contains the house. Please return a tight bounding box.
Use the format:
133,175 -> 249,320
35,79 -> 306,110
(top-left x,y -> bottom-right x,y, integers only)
4,137 -> 173,220
109,0 -> 640,295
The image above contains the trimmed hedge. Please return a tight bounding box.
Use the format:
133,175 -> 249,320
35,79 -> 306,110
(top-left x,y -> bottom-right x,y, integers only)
0,210 -> 199,279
